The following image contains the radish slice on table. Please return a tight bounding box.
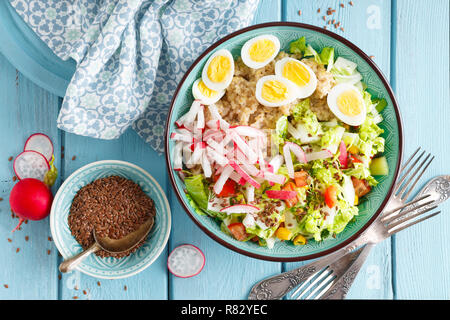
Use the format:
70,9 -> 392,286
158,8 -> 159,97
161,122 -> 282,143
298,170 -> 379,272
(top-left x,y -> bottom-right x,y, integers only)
167,244 -> 205,278
266,189 -> 298,200
13,151 -> 50,181
23,133 -> 54,162
220,204 -> 261,214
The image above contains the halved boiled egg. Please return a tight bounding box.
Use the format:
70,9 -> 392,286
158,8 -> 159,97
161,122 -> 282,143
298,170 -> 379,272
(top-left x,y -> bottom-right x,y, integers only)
327,83 -> 366,126
192,78 -> 225,105
241,34 -> 280,69
275,57 -> 317,99
201,49 -> 234,91
255,75 -> 298,107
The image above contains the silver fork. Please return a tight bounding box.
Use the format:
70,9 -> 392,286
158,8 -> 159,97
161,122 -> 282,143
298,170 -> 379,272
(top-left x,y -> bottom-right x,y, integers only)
289,147 -> 437,300
248,148 -> 437,300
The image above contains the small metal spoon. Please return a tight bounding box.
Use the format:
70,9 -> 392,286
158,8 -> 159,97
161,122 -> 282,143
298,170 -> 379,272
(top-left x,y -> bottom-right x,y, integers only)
59,216 -> 154,273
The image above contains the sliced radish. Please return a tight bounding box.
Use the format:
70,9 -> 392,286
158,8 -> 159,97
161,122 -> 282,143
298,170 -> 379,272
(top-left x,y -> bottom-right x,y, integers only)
229,160 -> 261,189
262,171 -> 286,185
220,204 -> 261,214
13,150 -> 50,181
173,141 -> 184,171
23,133 -> 54,162
266,189 -> 298,200
246,184 -> 255,203
339,140 -> 348,168
269,154 -> 284,173
196,105 -> 205,129
305,149 -> 333,162
170,131 -> 192,143
201,152 -> 212,178
285,141 -> 307,163
167,244 -> 205,278
213,165 -> 234,195
206,147 -> 228,166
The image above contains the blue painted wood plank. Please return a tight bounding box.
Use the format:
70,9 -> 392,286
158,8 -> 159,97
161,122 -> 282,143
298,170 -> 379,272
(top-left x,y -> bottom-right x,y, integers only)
392,0 -> 450,300
282,0 -> 394,299
59,130 -> 169,300
168,0 -> 283,300
0,53 -> 61,299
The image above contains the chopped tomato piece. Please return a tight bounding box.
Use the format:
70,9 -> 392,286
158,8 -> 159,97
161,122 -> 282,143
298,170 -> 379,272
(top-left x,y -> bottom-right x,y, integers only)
282,182 -> 299,208
213,174 -> 236,197
351,177 -> 371,197
227,223 -> 248,241
350,154 -> 363,163
324,185 -> 338,208
294,170 -> 309,187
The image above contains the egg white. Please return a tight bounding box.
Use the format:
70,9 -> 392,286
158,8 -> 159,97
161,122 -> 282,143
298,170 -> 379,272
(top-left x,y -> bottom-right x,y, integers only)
255,75 -> 298,107
241,34 -> 280,69
192,78 -> 225,105
275,57 -> 317,99
327,83 -> 366,126
201,49 -> 234,91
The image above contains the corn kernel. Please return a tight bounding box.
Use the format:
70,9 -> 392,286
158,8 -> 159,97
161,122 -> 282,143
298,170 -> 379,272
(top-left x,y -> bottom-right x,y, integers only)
354,194 -> 359,205
279,214 -> 285,223
293,234 -> 307,245
275,227 -> 292,240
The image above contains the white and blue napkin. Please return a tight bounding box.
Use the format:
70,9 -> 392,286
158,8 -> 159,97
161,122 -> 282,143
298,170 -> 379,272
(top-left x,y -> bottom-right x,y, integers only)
10,0 -> 260,153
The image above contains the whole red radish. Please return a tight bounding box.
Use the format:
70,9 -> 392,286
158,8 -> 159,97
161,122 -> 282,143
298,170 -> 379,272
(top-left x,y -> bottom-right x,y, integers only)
9,178 -> 53,232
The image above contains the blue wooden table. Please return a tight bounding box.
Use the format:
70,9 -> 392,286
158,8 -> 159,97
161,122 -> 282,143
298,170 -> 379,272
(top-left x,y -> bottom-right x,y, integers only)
0,0 -> 449,300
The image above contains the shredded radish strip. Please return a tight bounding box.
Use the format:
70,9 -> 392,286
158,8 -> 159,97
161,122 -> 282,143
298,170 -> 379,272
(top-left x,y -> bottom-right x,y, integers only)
220,204 -> 260,214
213,165 -> 234,195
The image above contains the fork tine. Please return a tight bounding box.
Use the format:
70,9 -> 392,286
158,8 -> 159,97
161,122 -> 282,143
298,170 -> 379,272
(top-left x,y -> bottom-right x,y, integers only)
394,150 -> 426,194
381,198 -> 436,224
382,194 -> 431,217
387,204 -> 439,233
399,156 -> 434,201
395,152 -> 432,199
388,211 -> 440,236
292,267 -> 330,299
304,273 -> 335,300
399,146 -> 421,174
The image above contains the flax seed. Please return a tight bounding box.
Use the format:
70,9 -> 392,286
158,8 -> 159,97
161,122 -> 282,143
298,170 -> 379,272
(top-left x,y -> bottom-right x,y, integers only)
340,27 -> 345,31
124,285 -> 127,291
4,284 -> 8,289
25,236 -> 29,241
97,281 -> 101,287
72,156 -> 76,161
317,8 -> 321,13
8,156 -> 13,161
16,248 -> 20,253
12,176 -> 17,182
349,1 -> 354,6
73,296 -> 78,300
7,238 -> 12,243
298,10 -> 301,16
47,249 -> 51,255
370,55 -> 375,59
340,3 -> 344,8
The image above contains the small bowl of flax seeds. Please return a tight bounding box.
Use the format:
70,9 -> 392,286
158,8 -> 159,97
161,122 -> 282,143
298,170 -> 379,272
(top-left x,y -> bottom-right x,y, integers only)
50,160 -> 171,279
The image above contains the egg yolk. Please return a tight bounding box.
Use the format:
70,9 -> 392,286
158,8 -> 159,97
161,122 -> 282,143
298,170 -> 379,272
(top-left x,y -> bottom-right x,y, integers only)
207,55 -> 231,83
197,80 -> 217,98
282,61 -> 310,87
337,90 -> 363,116
261,80 -> 288,103
249,39 -> 276,62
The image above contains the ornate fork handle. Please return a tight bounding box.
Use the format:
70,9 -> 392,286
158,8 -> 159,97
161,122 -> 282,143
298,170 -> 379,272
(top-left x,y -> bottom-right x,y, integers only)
248,232 -> 373,300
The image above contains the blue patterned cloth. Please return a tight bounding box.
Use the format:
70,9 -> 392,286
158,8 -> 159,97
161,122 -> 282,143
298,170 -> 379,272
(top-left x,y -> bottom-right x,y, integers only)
10,0 -> 260,153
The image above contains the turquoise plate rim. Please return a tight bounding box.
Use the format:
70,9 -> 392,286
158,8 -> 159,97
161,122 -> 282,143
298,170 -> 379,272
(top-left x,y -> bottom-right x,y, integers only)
49,160 -> 171,279
164,22 -> 404,262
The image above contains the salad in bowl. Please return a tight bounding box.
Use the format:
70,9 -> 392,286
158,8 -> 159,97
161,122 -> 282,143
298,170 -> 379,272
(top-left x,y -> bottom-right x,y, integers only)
169,32 -> 392,251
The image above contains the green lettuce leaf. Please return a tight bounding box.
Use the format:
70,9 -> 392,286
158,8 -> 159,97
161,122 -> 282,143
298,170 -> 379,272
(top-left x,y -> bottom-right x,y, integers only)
291,98 -> 321,136
344,163 -> 379,186
290,36 -> 307,54
184,174 -> 209,210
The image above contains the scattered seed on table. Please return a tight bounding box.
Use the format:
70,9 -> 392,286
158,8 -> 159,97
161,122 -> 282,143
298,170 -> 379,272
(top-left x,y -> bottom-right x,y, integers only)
370,55 -> 375,59
340,3 -> 345,8
322,16 -> 326,21
328,20 -> 332,25
4,284 -> 8,289
323,26 -> 328,29
124,285 -> 127,291
25,236 -> 29,241
332,19 -> 336,24
349,1 -> 354,6
73,296 -> 78,300
12,176 -> 17,182
47,249 -> 51,255
24,220 -> 28,224
97,281 -> 101,286
72,156 -> 76,161
83,290 -> 87,295
16,248 -> 20,253
317,8 -> 321,13
58,274 -> 62,280
298,10 -> 301,16
8,156 -> 13,161
48,236 -> 52,241
7,238 -> 12,243
0,197 -> 3,202
340,27 -> 345,31
61,146 -> 65,152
